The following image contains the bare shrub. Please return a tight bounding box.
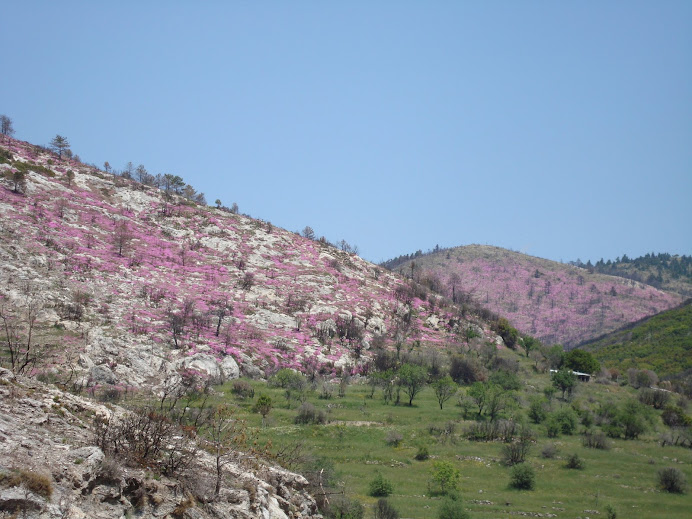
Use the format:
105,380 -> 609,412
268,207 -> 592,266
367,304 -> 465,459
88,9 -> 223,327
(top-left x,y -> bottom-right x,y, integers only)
98,457 -> 123,483
98,385 -> 123,403
385,430 -> 403,447
172,494 -> 196,518
295,402 -> 327,425
582,430 -> 610,450
93,407 -> 197,476
374,498 -> 399,519
502,440 -> 532,466
541,443 -> 559,459
658,467 -> 687,493
638,388 -> 671,409
465,421 -> 499,442
231,380 -> 255,399
450,356 -> 486,384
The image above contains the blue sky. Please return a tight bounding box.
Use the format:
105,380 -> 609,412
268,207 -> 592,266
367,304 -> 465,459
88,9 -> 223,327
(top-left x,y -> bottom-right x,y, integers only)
2,1 -> 690,263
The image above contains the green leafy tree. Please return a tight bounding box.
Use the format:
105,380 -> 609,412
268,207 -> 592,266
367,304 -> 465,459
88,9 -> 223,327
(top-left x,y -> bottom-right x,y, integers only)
270,368 -> 307,407
552,368 -> 576,399
398,363 -> 427,406
496,318 -> 518,349
521,335 -> 539,358
49,135 -> 70,159
565,349 -> 600,374
617,400 -> 651,439
10,169 -> 27,193
432,375 -> 457,410
253,394 -> 272,426
430,460 -> 460,495
486,383 -> 514,421
468,381 -> 489,417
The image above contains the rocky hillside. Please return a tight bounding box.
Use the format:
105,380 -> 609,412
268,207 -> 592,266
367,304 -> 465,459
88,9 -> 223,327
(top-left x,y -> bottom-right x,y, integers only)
388,245 -> 682,347
0,368 -> 319,519
0,137 -> 496,392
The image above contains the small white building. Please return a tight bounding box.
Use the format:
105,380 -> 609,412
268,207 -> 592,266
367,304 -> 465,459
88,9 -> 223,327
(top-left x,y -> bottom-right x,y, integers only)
550,369 -> 591,382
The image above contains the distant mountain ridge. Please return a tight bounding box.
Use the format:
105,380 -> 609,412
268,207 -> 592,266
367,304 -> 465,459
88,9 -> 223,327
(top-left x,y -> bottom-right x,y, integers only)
386,245 -> 683,347
571,253 -> 692,298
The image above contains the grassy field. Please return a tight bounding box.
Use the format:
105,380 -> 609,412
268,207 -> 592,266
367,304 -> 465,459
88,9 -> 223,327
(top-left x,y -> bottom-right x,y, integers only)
206,351 -> 692,519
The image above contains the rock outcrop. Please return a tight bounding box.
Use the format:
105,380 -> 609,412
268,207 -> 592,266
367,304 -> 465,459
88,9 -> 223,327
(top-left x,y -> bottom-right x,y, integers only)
0,369 -> 320,519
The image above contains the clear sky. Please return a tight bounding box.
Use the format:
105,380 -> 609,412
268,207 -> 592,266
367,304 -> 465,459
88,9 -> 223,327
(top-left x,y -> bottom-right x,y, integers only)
2,1 -> 690,264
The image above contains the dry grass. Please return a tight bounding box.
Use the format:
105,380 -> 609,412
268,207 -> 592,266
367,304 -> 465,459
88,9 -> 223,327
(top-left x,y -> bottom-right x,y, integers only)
0,468 -> 53,499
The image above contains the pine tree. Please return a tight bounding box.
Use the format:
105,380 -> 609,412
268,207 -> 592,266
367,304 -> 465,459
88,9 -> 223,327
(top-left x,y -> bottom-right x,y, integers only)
49,135 -> 70,159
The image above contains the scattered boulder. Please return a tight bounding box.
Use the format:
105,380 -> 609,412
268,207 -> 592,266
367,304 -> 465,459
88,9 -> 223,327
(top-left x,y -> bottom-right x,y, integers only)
89,365 -> 118,385
220,356 -> 240,380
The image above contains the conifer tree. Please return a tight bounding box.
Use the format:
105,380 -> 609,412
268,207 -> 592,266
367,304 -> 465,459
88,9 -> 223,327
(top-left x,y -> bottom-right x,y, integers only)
50,135 -> 70,159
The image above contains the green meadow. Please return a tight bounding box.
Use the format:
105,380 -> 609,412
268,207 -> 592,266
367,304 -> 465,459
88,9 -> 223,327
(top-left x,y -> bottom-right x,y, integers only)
208,350 -> 692,519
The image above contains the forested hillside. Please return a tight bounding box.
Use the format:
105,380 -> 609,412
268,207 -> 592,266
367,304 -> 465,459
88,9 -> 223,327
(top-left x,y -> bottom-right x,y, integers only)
572,253 -> 692,298
579,299 -> 692,378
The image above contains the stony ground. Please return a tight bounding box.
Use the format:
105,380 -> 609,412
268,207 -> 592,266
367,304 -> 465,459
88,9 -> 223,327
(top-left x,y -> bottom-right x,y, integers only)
0,368 -> 320,519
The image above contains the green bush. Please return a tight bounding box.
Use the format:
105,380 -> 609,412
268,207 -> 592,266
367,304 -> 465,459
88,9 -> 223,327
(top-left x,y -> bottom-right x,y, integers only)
548,407 -> 578,435
489,369 -> 521,391
509,464 -> 535,490
545,416 -> 561,438
605,504 -> 617,519
528,396 -> 548,424
661,405 -> 691,427
437,492 -> 470,519
414,445 -> 430,461
368,472 -> 394,497
565,453 -> 584,470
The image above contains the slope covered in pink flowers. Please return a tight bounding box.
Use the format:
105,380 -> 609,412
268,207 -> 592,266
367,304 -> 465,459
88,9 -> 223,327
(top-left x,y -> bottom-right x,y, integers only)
0,137 -> 493,387
393,245 -> 682,347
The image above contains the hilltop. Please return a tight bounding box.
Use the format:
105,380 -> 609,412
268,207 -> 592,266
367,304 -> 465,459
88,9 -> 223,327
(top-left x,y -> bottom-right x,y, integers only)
572,254 -> 692,298
0,136 -> 497,391
578,299 -> 692,378
385,245 -> 682,347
